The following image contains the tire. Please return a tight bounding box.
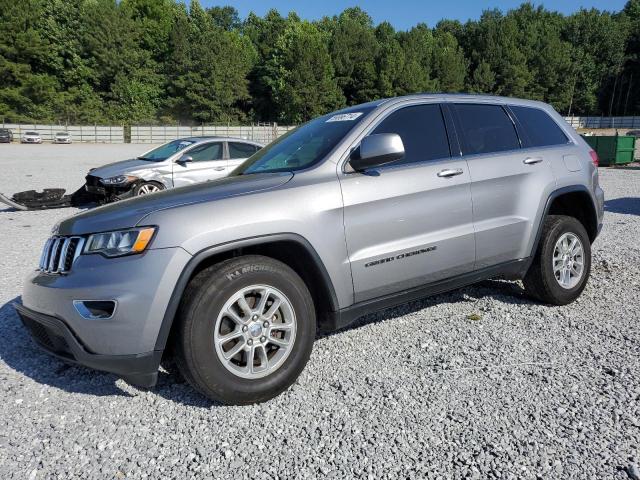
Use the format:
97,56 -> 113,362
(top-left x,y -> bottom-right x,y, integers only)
133,181 -> 164,196
174,255 -> 316,405
523,215 -> 591,305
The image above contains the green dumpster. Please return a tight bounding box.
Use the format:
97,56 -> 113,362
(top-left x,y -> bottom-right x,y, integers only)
581,135 -> 636,166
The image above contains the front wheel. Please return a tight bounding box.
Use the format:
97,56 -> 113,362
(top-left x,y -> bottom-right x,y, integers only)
174,255 -> 316,405
523,215 -> 591,305
133,181 -> 164,196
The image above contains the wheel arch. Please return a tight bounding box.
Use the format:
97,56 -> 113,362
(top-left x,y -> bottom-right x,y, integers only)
530,185 -> 599,258
154,233 -> 340,353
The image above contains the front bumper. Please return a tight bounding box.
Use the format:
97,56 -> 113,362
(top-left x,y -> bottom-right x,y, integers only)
14,303 -> 161,387
20,246 -> 191,359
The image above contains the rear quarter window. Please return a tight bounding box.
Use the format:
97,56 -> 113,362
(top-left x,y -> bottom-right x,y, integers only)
510,105 -> 570,148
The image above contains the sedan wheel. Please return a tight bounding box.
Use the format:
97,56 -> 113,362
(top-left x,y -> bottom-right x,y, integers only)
135,182 -> 163,196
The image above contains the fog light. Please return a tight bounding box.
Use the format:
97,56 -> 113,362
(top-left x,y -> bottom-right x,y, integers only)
73,300 -> 117,319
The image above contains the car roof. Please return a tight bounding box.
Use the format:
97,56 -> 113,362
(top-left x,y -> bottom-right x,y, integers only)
179,136 -> 264,146
374,93 -> 551,109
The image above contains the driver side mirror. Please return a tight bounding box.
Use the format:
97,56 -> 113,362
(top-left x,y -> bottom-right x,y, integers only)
349,133 -> 404,172
176,154 -> 193,165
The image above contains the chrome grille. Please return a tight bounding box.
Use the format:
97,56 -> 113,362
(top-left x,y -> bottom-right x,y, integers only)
39,236 -> 85,274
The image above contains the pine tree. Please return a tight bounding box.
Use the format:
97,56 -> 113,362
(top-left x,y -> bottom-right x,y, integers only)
265,21 -> 344,123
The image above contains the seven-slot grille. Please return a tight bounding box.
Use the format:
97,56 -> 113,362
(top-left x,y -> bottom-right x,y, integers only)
39,236 -> 85,274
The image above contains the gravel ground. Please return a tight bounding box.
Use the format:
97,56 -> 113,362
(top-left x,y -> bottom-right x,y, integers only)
0,145 -> 639,479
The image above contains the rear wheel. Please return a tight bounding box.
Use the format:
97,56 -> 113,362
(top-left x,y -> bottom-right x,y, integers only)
174,255 -> 316,405
523,215 -> 591,305
134,181 -> 164,196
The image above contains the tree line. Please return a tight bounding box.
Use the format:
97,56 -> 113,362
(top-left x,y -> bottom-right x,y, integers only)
1,0 -> 638,125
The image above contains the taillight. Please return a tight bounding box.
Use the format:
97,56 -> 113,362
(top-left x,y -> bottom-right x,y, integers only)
589,150 -> 599,167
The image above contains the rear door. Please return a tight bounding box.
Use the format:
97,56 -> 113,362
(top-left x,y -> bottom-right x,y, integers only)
339,102 -> 475,303
227,141 -> 261,171
172,141 -> 226,187
450,103 -> 557,269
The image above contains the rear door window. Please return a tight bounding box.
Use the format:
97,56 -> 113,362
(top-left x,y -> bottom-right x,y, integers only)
229,142 -> 260,159
370,104 -> 451,165
510,106 -> 570,148
187,142 -> 223,162
453,104 -> 520,155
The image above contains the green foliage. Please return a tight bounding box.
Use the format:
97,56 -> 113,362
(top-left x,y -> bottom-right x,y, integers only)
326,7 -> 379,104
164,1 -> 256,124
264,21 -> 343,123
0,1 -> 637,124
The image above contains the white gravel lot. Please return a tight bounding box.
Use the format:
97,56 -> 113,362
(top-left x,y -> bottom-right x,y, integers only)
0,145 -> 639,479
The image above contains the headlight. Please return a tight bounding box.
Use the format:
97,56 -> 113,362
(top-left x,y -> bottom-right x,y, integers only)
100,175 -> 138,185
84,227 -> 156,257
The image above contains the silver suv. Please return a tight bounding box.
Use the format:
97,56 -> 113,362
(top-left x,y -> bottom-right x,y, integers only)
15,95 -> 604,405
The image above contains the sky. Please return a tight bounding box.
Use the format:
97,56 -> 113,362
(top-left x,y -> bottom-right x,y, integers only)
198,0 -> 628,30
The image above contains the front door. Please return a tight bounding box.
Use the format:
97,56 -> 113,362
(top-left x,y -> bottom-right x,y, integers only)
339,103 -> 476,303
172,142 -> 226,187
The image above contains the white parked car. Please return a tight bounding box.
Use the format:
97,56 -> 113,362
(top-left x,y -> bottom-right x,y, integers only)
84,136 -> 264,202
54,131 -> 72,144
21,131 -> 42,144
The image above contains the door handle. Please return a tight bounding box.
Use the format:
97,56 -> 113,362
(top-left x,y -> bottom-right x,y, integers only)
437,168 -> 464,178
523,157 -> 543,165
213,167 -> 226,171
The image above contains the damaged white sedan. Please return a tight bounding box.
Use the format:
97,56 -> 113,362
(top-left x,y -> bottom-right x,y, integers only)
85,137 -> 264,202
0,137 -> 263,210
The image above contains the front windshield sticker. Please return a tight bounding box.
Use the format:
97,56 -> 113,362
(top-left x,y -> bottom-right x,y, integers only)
326,112 -> 364,122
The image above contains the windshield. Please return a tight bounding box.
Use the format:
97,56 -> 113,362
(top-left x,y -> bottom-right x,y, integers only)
25,132 -> 38,135
139,139 -> 195,161
234,107 -> 375,175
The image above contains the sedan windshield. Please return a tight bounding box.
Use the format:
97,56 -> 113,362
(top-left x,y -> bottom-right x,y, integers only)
138,139 -> 195,161
234,106 -> 375,175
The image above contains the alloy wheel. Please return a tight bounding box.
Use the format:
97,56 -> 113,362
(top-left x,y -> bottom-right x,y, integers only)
137,184 -> 161,195
214,285 -> 297,379
552,232 -> 585,289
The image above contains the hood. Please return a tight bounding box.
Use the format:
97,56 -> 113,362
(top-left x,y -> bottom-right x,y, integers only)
57,172 -> 294,235
88,158 -> 163,179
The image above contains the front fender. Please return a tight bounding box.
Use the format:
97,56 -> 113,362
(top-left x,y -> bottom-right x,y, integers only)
152,233 -> 340,351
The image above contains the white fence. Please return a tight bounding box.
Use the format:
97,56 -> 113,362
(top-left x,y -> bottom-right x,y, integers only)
129,124 -> 295,144
1,123 -> 294,144
3,117 -> 638,144
2,124 -> 125,143
564,116 -> 640,129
